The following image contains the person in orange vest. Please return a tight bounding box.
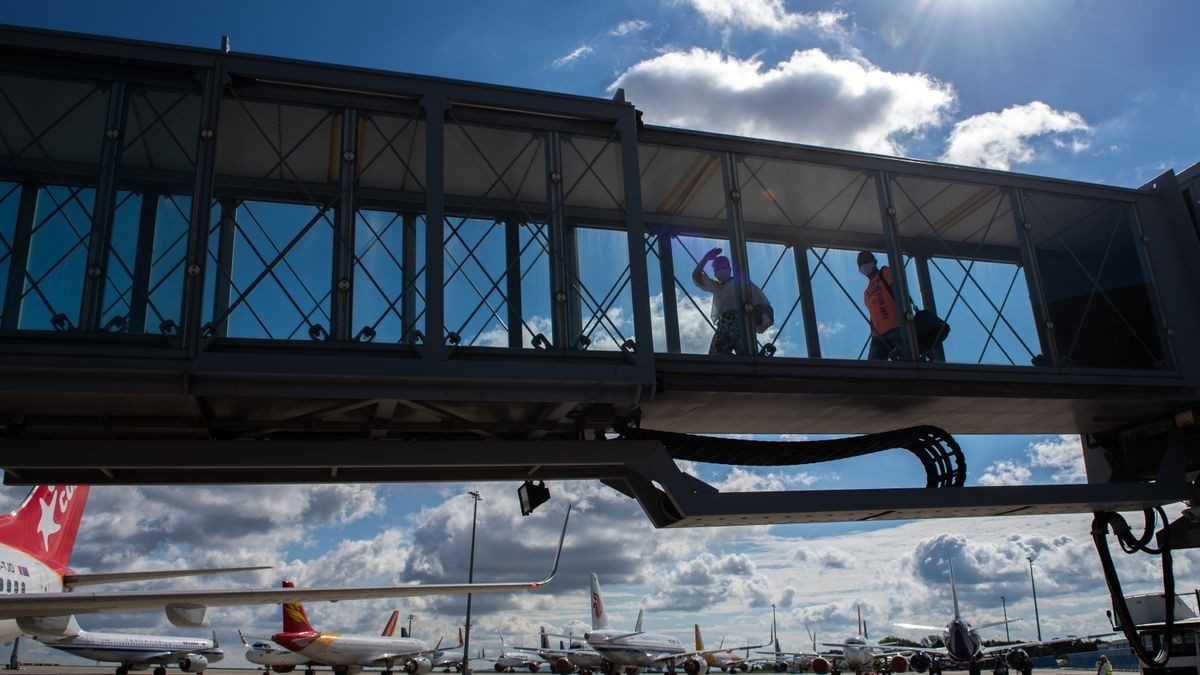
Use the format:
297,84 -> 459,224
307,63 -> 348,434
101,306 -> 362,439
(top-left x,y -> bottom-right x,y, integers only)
858,250 -> 902,360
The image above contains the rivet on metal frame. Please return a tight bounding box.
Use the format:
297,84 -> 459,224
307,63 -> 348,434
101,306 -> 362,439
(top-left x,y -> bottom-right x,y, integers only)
743,302 -> 754,313
906,311 -> 915,321
338,278 -> 351,291
1166,327 -> 1175,337
554,290 -> 568,304
200,128 -> 214,140
550,170 -> 562,183
105,128 -> 119,140
1046,321 -> 1055,330
186,263 -> 202,277
729,189 -> 741,202
1142,234 -> 1151,244
1024,221 -> 1032,232
86,265 -> 102,278
343,151 -> 356,162
886,206 -> 897,218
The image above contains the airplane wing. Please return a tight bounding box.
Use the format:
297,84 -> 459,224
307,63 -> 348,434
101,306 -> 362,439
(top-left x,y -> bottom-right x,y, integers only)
975,619 -> 1021,631
980,633 -> 1114,655
590,632 -> 645,643
62,566 -> 271,589
2,505 -> 570,626
894,623 -> 944,632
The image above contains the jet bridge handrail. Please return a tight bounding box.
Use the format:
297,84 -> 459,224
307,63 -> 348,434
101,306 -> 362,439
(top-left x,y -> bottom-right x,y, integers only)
620,424 -> 966,488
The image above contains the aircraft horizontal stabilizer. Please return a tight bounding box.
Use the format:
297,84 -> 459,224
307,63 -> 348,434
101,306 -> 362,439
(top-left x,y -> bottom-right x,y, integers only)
974,618 -> 1021,630
62,566 -> 271,589
894,622 -> 942,632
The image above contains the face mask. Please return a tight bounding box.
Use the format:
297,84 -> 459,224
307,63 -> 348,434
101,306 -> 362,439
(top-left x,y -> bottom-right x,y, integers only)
714,267 -> 732,282
858,263 -> 876,277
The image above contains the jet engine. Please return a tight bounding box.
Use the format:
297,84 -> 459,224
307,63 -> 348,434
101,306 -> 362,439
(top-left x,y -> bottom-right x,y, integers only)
774,662 -> 789,673
683,659 -> 709,675
810,657 -> 830,675
179,655 -> 209,673
1004,650 -> 1030,673
554,658 -> 574,674
529,665 -> 542,673
406,657 -> 435,675
739,664 -> 750,673
271,667 -> 296,674
908,653 -> 932,673
890,655 -> 909,673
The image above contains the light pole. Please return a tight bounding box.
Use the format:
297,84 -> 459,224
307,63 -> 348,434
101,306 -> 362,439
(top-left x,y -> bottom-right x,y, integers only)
1001,596 -> 1010,642
407,614 -> 416,639
1026,556 -> 1042,642
462,490 -> 483,675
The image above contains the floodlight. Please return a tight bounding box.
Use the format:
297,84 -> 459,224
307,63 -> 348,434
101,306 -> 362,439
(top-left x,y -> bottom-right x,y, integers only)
518,480 -> 550,516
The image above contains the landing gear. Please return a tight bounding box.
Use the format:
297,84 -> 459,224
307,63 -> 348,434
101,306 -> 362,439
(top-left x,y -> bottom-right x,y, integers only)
967,664 -> 981,675
154,668 -> 167,675
531,666 -> 542,673
116,667 -> 129,675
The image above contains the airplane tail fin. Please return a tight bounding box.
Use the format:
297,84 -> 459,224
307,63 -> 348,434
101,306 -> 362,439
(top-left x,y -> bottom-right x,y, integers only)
948,560 -> 961,620
772,606 -> 781,654
634,608 -> 644,633
499,630 -> 508,653
237,630 -> 249,647
0,485 -> 89,569
212,631 -> 220,649
541,626 -> 550,650
383,610 -> 400,637
589,573 -> 608,630
281,580 -> 317,634
696,624 -> 704,650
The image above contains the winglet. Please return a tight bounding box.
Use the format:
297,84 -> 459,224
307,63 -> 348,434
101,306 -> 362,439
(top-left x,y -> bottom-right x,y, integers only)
212,630 -> 219,649
534,504 -> 571,588
237,629 -> 248,647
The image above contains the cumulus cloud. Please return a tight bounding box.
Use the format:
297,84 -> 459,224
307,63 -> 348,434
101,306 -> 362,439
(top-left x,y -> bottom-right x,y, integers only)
679,0 -> 847,37
643,552 -> 775,611
977,435 -> 1084,487
977,459 -> 1032,486
713,466 -> 820,492
941,101 -> 1092,170
612,48 -> 955,155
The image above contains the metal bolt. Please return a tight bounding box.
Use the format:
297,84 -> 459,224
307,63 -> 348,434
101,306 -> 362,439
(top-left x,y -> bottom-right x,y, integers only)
1046,321 -> 1055,330
1166,327 -> 1175,337
105,128 -> 119,140
338,278 -> 351,291
729,189 -> 741,202
550,171 -> 562,183
1024,221 -> 1032,232
554,290 -> 568,304
906,311 -> 915,321
886,206 -> 897,218
186,263 -> 201,277
743,302 -> 754,313
1142,234 -> 1151,244
343,151 -> 355,162
86,265 -> 102,278
200,128 -> 214,140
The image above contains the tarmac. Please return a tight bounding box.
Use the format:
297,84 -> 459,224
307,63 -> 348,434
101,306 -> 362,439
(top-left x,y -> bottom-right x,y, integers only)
2,668 -> 1119,675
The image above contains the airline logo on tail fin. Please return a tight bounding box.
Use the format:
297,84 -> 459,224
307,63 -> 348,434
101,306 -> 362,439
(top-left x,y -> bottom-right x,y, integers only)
0,485 -> 90,571
280,580 -> 316,634
382,610 -> 400,637
589,573 -> 608,630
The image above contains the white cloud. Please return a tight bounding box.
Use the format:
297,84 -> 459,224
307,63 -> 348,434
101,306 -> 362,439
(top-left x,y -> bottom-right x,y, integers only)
552,45 -> 594,69
712,466 -> 820,492
977,459 -> 1032,486
1027,435 -> 1085,483
941,101 -> 1092,170
610,20 -> 651,37
612,48 -> 955,155
679,0 -> 847,37
818,319 -> 845,337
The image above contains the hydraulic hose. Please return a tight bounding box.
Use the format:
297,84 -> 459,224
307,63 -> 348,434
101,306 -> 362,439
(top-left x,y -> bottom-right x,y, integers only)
1091,508 -> 1175,668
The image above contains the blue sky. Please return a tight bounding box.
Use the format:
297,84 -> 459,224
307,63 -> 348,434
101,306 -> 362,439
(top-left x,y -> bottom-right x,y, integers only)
2,0 -> 1199,669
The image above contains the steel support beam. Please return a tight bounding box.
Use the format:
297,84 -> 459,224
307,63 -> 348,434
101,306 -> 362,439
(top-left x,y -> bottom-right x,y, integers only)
656,230 -> 681,353
0,439 -> 1188,528
1,184 -> 37,330
127,190 -> 159,334
1010,188 -> 1059,367
80,82 -> 127,332
793,242 -> 821,359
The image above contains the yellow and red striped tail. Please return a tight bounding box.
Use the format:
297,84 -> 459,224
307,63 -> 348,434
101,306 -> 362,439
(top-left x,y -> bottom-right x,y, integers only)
281,580 -> 316,634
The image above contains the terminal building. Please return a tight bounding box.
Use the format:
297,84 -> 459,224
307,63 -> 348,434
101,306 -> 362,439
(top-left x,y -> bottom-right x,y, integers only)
0,25 -> 1196,527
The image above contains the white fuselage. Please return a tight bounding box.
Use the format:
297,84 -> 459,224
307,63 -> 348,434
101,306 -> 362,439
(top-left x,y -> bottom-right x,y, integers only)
497,648 -> 545,669
839,635 -> 874,672
0,542 -> 66,643
37,630 -> 223,667
541,647 -> 604,669
246,640 -> 314,668
434,648 -> 465,668
293,634 -> 430,667
585,630 -> 686,667
941,620 -> 984,664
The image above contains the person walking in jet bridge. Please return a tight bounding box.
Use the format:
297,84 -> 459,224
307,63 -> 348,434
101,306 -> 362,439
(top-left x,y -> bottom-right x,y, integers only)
1096,655 -> 1113,675
693,247 -> 772,355
858,250 -> 902,360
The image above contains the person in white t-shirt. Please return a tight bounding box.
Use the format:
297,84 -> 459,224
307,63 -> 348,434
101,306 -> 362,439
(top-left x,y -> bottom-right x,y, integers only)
692,247 -> 771,355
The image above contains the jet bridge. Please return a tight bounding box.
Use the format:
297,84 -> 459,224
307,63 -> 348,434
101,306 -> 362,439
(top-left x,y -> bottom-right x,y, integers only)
0,25 -> 1197,526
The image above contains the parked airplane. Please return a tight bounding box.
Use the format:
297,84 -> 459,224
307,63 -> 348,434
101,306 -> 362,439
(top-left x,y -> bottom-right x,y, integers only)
694,625 -> 751,673
272,580 -> 444,675
239,629 -> 317,674
35,618 -> 223,675
893,561 -> 1075,675
818,606 -> 911,675
495,631 -> 546,672
0,486 -> 570,642
431,628 -> 466,671
537,625 -> 603,675
756,606 -> 817,673
581,573 -> 770,675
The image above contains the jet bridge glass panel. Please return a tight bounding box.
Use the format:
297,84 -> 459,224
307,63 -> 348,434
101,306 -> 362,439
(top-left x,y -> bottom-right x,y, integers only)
888,174 -> 1040,366
637,143 -> 732,355
202,96 -> 339,341
1021,190 -> 1168,370
352,111 -> 427,345
734,154 -> 895,361
441,117 -> 552,349
0,71 -> 106,332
